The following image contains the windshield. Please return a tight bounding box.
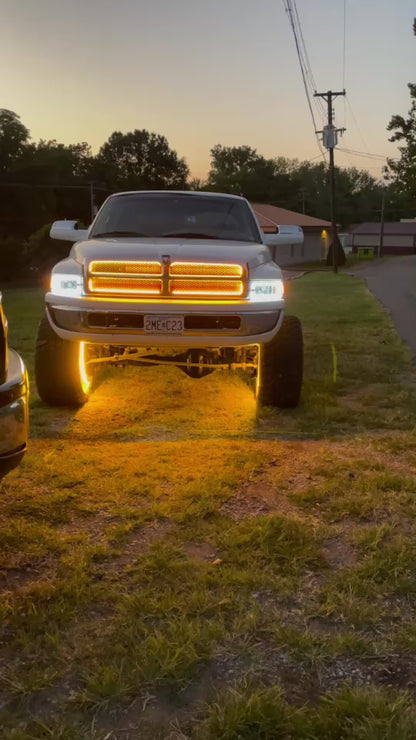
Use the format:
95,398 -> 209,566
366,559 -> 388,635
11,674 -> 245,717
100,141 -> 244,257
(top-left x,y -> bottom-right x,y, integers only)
90,193 -> 261,243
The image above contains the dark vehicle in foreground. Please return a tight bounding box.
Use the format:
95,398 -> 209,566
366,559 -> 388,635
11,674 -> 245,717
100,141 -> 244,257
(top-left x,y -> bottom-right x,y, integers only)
0,295 -> 28,477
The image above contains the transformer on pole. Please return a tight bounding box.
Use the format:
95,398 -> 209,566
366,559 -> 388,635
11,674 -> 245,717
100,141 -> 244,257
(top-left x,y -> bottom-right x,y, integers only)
314,90 -> 346,273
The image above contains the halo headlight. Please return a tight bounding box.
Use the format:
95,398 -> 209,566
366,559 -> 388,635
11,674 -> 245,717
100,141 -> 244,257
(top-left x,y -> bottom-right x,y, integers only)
50,274 -> 83,297
248,279 -> 284,302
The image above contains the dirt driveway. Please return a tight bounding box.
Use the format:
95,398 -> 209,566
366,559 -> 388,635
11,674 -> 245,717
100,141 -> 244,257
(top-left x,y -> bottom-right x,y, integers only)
348,255 -> 416,359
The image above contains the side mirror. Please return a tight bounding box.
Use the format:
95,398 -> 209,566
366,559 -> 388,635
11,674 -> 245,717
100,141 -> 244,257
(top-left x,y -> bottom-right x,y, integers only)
263,225 -> 304,247
50,221 -> 89,242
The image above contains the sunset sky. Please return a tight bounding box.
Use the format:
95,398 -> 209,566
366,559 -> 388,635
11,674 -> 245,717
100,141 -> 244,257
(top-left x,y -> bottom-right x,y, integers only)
1,0 -> 415,180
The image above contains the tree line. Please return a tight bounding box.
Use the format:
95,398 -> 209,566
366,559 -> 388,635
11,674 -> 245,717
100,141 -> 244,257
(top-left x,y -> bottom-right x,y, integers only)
0,83 -> 414,279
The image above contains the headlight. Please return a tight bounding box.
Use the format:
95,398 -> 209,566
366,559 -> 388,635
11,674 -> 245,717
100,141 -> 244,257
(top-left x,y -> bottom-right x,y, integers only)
248,279 -> 284,302
50,274 -> 83,297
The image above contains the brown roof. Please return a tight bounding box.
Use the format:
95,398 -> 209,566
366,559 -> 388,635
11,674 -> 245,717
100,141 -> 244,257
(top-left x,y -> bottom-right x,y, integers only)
251,203 -> 331,229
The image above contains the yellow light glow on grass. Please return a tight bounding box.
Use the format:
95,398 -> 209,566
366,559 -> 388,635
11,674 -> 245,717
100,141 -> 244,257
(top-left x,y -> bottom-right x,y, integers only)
79,342 -> 91,395
255,343 -> 261,399
170,262 -> 244,277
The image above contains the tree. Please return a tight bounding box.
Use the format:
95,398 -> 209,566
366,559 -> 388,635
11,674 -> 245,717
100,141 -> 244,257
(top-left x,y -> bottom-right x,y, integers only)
188,177 -> 208,191
287,161 -> 329,217
326,233 -> 346,267
0,109 -> 30,177
332,167 -> 384,227
14,140 -> 93,183
384,83 -> 416,201
0,139 -> 96,237
0,235 -> 24,281
98,129 -> 189,189
24,222 -> 71,276
207,145 -> 387,226
208,145 -> 280,201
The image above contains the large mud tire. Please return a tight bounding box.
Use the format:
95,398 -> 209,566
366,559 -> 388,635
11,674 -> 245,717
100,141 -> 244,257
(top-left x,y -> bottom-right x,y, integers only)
35,316 -> 92,406
257,315 -> 303,408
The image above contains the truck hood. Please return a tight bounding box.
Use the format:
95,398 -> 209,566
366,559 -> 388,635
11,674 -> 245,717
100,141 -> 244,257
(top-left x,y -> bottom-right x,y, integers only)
71,237 -> 271,270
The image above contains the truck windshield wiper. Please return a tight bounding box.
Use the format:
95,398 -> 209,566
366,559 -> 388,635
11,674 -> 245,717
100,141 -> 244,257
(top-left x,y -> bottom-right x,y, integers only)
92,231 -> 148,238
161,231 -> 219,239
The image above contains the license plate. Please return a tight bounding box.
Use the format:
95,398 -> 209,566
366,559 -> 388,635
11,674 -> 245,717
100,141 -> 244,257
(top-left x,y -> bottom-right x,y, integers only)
144,315 -> 184,334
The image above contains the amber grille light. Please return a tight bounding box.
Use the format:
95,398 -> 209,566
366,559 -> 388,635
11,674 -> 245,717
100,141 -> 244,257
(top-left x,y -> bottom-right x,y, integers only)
170,279 -> 244,296
86,259 -> 246,299
169,262 -> 243,277
89,261 -> 162,275
89,277 -> 162,294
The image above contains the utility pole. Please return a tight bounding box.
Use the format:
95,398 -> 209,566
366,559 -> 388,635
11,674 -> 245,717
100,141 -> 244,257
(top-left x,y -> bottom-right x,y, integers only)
299,189 -> 306,214
89,182 -> 95,223
378,188 -> 386,258
314,90 -> 346,273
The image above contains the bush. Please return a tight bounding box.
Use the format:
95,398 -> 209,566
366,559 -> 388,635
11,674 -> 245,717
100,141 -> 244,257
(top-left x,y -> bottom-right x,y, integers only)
25,223 -> 72,276
326,234 -> 346,267
0,236 -> 25,282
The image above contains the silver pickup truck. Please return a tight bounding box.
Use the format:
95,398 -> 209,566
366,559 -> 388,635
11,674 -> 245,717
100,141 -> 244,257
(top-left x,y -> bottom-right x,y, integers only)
35,191 -> 303,408
0,294 -> 28,478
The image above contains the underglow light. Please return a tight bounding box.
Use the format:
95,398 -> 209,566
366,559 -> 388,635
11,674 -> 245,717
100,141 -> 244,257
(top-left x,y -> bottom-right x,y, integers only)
79,342 -> 91,394
255,344 -> 261,400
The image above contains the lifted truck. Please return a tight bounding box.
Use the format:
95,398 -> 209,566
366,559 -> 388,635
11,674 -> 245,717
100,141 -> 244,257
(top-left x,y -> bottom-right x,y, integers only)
35,191 -> 304,408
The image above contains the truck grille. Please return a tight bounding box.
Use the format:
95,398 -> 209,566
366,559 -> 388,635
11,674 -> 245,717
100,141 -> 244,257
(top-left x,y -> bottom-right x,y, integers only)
86,260 -> 245,298
89,277 -> 163,295
89,260 -> 162,275
169,262 -> 243,277
170,279 -> 243,296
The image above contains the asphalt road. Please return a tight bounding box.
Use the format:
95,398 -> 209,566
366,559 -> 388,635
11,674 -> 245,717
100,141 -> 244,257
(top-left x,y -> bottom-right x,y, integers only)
349,255 -> 416,359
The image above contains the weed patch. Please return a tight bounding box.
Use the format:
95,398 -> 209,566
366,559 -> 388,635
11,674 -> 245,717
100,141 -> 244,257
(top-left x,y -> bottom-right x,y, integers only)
1,274 -> 415,736
198,683 -> 416,739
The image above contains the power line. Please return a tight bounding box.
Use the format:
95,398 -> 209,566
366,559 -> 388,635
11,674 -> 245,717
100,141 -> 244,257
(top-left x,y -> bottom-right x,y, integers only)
342,0 -> 347,90
337,147 -> 396,161
345,95 -> 371,153
306,153 -> 327,162
289,0 -> 326,123
0,182 -> 109,190
283,0 -> 327,158
335,154 -> 387,177
339,147 -> 355,169
291,0 -> 326,122
342,0 -> 347,128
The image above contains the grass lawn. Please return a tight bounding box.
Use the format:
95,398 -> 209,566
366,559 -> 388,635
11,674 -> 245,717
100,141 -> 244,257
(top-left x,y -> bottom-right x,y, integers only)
1,273 -> 416,739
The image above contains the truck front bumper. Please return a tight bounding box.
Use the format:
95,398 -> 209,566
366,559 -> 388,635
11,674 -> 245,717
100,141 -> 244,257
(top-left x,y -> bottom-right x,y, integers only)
45,294 -> 285,348
0,349 -> 28,478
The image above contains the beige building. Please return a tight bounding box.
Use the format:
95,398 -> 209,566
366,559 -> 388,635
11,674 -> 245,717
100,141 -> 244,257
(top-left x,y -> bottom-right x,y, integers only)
251,203 -> 331,266
350,222 -> 416,256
